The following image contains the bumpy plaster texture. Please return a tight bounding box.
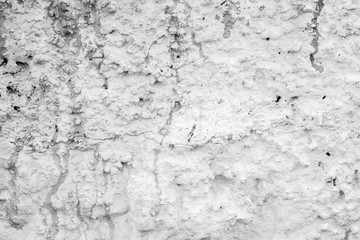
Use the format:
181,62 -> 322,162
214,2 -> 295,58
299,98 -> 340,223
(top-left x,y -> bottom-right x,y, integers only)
1,0 -> 360,239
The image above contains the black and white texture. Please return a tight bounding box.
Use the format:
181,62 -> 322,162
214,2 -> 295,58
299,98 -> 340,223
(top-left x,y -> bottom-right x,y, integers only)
1,0 -> 360,239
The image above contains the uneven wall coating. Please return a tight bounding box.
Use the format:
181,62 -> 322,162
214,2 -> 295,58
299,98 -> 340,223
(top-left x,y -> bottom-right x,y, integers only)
0,0 -> 360,239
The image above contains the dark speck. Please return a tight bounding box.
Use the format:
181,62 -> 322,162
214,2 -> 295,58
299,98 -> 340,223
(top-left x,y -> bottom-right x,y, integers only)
326,152 -> 331,157
6,85 -> 18,93
339,190 -> 345,198
174,101 -> 182,109
0,58 -> 8,67
266,37 -> 270,41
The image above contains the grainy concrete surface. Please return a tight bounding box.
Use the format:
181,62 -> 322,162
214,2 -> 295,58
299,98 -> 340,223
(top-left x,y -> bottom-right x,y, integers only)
1,0 -> 360,239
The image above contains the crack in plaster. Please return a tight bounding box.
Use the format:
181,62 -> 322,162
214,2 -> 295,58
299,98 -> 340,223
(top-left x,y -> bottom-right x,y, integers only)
309,0 -> 325,73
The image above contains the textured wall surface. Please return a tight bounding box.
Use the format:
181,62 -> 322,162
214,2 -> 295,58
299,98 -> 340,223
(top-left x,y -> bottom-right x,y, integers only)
1,0 -> 360,239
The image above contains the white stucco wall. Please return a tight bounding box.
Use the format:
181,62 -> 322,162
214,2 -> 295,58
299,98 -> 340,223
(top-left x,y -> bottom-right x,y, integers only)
1,0 -> 360,239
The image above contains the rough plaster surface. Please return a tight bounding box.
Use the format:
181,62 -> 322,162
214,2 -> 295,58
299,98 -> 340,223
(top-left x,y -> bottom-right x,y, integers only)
1,0 -> 360,239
